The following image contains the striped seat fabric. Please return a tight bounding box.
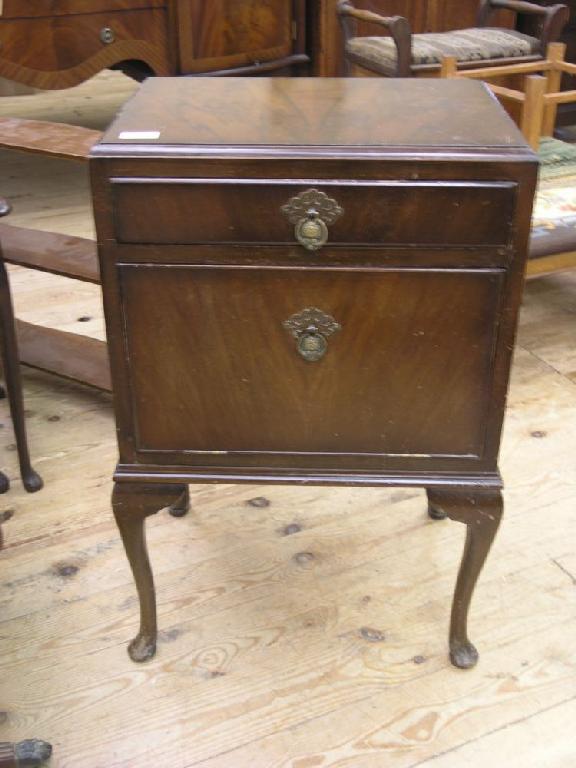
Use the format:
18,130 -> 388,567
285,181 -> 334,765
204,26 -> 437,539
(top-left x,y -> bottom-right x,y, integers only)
347,27 -> 540,74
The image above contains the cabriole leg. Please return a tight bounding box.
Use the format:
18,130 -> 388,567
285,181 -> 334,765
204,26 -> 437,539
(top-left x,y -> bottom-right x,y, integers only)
112,482 -> 188,662
427,488 -> 503,669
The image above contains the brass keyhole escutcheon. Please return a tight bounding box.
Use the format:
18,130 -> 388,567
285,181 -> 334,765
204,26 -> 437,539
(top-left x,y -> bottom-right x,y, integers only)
283,308 -> 341,362
281,189 -> 344,252
100,26 -> 115,44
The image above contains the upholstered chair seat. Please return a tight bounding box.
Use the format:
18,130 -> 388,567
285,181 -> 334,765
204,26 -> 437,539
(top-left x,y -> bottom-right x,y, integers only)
347,27 -> 541,76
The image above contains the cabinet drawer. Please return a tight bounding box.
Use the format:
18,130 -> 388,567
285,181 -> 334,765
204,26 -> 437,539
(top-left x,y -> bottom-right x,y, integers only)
112,178 -> 516,248
119,264 -> 504,467
0,8 -> 167,72
0,1 -> 166,18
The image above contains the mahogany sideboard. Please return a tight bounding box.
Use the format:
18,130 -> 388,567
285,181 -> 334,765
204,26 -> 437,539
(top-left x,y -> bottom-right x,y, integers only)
90,77 -> 537,668
0,0 -> 308,89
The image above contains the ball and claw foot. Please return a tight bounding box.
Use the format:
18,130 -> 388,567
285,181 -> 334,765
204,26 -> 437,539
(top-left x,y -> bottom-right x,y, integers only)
23,469 -> 43,494
450,639 -> 479,669
0,471 -> 9,494
128,632 -> 157,663
428,502 -> 448,520
168,487 -> 190,518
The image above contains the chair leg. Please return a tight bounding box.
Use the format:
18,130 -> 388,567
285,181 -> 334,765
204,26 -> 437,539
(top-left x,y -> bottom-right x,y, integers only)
0,260 -> 42,493
427,488 -> 503,669
112,482 -> 189,662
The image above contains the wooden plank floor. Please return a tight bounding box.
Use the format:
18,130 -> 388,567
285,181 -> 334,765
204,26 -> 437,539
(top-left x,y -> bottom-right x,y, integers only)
1,72 -> 576,768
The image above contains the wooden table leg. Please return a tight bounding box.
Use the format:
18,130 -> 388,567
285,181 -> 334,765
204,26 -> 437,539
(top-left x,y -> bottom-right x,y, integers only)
112,482 -> 189,662
0,256 -> 43,493
426,488 -> 503,669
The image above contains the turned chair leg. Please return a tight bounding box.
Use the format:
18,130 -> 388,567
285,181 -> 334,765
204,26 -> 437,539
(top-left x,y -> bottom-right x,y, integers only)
0,257 -> 42,493
427,488 -> 503,669
112,482 -> 189,662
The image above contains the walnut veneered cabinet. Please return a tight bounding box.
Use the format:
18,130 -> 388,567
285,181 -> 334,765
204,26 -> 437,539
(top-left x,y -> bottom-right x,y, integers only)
0,0 -> 307,89
90,78 -> 537,669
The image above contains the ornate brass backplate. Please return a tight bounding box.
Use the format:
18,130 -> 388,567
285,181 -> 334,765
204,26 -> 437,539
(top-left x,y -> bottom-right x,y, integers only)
281,188 -> 344,251
283,307 -> 341,362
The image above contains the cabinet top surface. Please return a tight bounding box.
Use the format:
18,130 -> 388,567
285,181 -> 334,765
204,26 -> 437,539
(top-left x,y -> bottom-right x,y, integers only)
95,77 -> 532,159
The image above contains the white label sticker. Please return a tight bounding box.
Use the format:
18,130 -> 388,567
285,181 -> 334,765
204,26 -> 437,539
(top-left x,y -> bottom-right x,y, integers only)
118,131 -> 161,140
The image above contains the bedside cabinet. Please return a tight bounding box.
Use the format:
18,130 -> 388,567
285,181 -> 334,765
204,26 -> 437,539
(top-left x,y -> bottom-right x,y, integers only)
90,78 -> 537,668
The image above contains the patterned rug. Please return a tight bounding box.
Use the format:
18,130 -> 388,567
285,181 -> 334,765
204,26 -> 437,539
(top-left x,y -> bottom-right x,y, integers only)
530,137 -> 576,258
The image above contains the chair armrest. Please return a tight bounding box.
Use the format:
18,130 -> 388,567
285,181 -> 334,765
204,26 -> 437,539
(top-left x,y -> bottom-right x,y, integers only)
481,0 -> 559,16
338,2 -> 409,30
477,0 -> 569,50
337,1 -> 412,76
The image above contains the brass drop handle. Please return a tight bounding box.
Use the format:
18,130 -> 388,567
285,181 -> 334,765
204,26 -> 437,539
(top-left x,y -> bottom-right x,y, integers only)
283,307 -> 341,362
281,188 -> 344,252
294,208 -> 329,251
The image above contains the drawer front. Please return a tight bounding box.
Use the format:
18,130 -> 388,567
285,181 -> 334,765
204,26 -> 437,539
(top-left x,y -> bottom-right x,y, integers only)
112,179 -> 516,248
0,1 -> 165,18
118,264 -> 504,467
0,8 -> 167,73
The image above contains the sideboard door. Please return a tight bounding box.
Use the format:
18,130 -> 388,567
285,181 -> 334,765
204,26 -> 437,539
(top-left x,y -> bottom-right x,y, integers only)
173,0 -> 299,74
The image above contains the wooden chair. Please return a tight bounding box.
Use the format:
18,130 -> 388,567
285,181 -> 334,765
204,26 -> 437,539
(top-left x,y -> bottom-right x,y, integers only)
338,0 -> 569,78
441,42 -> 576,278
440,41 -> 576,147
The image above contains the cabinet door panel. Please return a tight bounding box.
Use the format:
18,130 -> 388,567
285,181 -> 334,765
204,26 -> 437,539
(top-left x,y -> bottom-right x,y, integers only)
176,0 -> 293,74
119,264 -> 503,464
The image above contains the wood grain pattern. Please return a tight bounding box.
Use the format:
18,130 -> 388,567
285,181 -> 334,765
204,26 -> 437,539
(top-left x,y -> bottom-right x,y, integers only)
0,0 -> 308,88
0,0 -> 166,17
121,265 -> 503,459
0,223 -> 99,283
0,7 -> 171,89
0,118 -> 101,160
99,77 -> 528,150
15,320 -> 111,391
112,179 -> 516,246
175,0 -> 295,74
